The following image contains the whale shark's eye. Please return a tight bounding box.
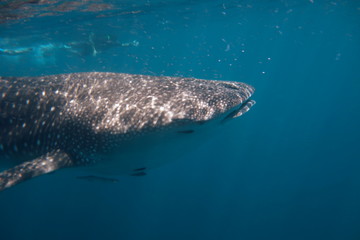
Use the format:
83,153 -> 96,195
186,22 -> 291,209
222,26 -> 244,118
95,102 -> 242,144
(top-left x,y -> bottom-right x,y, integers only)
219,82 -> 240,90
177,130 -> 195,134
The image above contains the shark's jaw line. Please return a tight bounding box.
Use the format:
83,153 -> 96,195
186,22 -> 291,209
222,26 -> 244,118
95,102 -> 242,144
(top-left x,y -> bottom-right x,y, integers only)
221,97 -> 256,124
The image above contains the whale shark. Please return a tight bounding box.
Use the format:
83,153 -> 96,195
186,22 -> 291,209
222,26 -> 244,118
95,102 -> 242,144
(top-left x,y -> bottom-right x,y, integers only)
0,72 -> 255,191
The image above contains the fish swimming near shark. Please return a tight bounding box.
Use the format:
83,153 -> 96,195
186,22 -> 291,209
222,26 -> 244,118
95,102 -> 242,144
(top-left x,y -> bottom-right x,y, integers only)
0,72 -> 255,191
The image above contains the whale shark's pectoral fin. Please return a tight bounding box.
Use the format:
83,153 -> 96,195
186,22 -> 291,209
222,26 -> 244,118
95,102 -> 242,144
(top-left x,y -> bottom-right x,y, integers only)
0,149 -> 73,191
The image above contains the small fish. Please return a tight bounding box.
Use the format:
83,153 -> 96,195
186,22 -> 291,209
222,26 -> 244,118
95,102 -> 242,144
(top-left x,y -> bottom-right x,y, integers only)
76,175 -> 119,183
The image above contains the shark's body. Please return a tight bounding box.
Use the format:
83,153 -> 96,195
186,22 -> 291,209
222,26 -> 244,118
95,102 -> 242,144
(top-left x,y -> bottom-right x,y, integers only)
0,72 -> 255,191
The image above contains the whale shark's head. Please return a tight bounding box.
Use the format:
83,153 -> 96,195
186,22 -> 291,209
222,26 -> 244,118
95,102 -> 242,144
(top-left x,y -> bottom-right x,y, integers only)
75,73 -> 255,136
168,80 -> 256,124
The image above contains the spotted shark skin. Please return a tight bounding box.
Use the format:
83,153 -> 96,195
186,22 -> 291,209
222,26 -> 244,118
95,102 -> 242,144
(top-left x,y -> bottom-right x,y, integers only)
0,72 -> 255,191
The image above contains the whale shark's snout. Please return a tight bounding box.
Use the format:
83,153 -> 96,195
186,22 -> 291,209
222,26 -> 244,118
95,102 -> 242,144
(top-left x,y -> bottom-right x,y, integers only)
173,79 -> 255,124
215,81 -> 256,123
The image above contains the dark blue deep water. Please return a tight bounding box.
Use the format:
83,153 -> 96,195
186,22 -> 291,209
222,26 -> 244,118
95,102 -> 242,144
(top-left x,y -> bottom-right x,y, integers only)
1,1 -> 360,239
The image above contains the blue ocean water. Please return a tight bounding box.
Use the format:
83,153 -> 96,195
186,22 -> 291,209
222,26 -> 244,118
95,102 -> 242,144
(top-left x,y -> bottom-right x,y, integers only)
0,0 -> 359,239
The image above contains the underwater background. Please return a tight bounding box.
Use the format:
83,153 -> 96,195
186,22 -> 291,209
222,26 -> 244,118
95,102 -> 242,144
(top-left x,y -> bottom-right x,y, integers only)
0,0 -> 359,239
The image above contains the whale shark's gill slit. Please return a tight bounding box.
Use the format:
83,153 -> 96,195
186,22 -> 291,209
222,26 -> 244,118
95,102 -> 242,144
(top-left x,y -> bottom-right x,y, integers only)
177,130 -> 195,134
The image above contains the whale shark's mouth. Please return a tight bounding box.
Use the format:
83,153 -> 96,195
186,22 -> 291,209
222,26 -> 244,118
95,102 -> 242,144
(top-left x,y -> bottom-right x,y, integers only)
221,98 -> 256,123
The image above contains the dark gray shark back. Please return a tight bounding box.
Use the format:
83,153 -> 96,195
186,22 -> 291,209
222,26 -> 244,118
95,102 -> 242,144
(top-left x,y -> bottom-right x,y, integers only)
0,72 -> 255,191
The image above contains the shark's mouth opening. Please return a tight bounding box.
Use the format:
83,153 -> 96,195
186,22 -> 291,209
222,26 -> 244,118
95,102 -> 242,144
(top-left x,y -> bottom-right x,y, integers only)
221,98 -> 256,124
